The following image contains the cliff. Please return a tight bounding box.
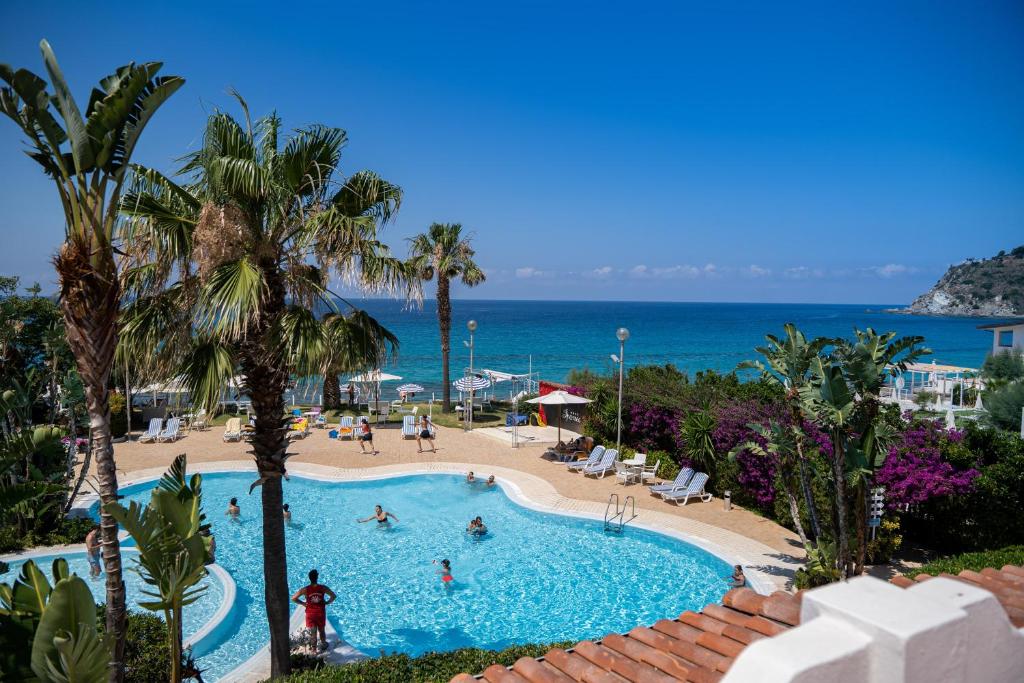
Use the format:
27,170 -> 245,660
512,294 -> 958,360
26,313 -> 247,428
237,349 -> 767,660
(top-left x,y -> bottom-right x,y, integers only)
906,246 -> 1024,316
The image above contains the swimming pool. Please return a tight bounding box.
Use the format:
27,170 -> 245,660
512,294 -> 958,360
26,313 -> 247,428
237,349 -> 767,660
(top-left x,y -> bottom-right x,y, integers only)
2,547 -> 227,648
109,471 -> 733,680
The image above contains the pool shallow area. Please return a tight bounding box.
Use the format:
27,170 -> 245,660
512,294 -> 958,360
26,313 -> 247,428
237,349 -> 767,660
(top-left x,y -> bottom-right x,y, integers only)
2,548 -> 226,649
113,471 -> 734,681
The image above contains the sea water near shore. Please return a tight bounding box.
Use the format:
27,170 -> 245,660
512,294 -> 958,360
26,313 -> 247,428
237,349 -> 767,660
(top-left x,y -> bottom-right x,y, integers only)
325,300 -> 994,398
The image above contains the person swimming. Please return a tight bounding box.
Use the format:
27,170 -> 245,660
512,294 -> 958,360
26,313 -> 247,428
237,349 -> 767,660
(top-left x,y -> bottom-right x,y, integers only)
358,504 -> 399,526
434,558 -> 454,585
486,475 -> 496,487
283,503 -> 292,524
729,564 -> 746,588
466,471 -> 475,484
467,515 -> 488,536
226,497 -> 240,519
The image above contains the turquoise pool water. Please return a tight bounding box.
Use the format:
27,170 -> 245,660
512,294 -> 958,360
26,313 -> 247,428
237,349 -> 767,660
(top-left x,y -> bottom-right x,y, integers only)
2,548 -> 225,646
111,472 -> 732,680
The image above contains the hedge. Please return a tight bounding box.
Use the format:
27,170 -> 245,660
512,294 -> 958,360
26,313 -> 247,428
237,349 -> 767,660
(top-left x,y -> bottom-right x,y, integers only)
912,545 -> 1024,578
282,641 -> 574,683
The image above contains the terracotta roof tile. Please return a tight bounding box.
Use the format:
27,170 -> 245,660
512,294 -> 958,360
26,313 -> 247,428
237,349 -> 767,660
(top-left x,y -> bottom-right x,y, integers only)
451,564 -> 1024,682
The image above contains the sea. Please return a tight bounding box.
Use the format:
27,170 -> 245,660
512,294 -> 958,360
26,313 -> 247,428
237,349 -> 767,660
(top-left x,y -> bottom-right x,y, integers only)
319,299 -> 996,400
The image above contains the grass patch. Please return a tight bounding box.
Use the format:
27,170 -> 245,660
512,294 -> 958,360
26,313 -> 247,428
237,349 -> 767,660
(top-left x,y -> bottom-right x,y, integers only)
282,641 -> 574,682
912,545 -> 1024,577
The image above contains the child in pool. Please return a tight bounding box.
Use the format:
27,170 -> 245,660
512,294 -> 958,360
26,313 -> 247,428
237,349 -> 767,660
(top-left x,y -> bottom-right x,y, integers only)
434,558 -> 454,585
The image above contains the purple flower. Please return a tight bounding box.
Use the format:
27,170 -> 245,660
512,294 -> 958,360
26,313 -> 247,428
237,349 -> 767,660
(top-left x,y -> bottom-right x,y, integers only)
874,419 -> 979,507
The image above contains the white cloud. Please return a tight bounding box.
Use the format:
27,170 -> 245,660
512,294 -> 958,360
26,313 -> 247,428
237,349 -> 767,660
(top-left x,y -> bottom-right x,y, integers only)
629,265 -> 650,278
514,266 -> 547,279
588,266 -> 614,279
653,265 -> 701,278
744,265 -> 771,278
703,263 -> 718,276
783,266 -> 824,280
872,263 -> 911,278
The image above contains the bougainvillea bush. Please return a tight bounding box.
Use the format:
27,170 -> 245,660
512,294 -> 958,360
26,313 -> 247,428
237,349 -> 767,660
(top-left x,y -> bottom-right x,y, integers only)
874,420 -> 979,508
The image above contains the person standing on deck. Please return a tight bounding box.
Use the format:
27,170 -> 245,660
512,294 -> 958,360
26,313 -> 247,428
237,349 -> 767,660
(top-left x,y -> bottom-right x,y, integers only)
292,569 -> 336,653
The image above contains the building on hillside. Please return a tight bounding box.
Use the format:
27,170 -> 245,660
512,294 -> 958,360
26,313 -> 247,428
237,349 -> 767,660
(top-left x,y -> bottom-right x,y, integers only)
978,319 -> 1024,355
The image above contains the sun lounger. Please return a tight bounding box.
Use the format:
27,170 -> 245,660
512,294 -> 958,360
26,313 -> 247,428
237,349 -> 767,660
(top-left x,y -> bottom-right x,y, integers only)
583,448 -> 619,478
157,417 -> 181,442
138,418 -> 162,443
649,467 -> 694,494
402,415 -> 417,438
223,417 -> 242,442
659,472 -> 712,505
288,418 -> 310,440
567,445 -> 605,471
337,415 -> 354,440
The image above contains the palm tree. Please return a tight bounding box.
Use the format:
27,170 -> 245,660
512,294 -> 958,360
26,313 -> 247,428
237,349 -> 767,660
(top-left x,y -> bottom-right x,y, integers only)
118,99 -> 407,676
834,328 -> 927,574
407,223 -> 485,411
739,324 -> 831,541
1,42 -> 183,681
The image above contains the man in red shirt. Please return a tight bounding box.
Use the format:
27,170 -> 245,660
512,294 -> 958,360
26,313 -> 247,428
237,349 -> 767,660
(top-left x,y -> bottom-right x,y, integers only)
291,569 -> 337,653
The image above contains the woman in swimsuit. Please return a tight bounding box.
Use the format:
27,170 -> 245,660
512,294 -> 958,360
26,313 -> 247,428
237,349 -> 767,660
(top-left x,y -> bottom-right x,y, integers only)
471,515 -> 487,535
465,471 -> 475,484
434,558 -> 454,586
358,504 -> 399,526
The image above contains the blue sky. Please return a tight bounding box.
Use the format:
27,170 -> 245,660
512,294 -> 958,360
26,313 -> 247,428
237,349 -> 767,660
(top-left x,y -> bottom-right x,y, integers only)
1,1 -> 1021,304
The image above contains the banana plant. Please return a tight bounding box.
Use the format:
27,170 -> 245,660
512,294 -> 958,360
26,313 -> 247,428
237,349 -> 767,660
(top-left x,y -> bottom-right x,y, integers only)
104,454 -> 210,683
0,557 -> 111,682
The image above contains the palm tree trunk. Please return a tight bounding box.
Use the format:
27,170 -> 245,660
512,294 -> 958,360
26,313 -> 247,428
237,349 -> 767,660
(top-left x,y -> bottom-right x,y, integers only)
790,407 -> 822,541
853,481 -> 868,575
831,432 -> 850,578
782,473 -> 809,547
57,245 -> 127,683
437,276 -> 452,412
322,371 -> 341,410
242,263 -> 293,677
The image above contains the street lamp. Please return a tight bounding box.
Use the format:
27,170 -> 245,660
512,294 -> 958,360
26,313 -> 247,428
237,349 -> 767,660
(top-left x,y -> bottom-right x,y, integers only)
465,320 -> 477,431
612,327 -> 629,451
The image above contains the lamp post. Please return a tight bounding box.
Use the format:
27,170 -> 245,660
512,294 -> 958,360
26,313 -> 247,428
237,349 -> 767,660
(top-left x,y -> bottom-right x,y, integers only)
466,319 -> 477,431
611,327 -> 629,451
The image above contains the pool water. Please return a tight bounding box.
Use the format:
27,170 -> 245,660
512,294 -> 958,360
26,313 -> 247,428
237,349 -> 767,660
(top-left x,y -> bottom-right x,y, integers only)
114,472 -> 732,680
2,548 -> 225,646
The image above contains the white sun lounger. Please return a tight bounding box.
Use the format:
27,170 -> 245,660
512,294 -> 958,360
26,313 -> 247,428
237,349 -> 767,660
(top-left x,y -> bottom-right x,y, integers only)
649,467 -> 694,494
402,415 -> 417,438
157,417 -> 181,442
583,448 -> 618,478
138,417 -> 162,443
660,472 -> 713,505
337,415 -> 354,440
222,417 -> 242,442
567,445 -> 605,471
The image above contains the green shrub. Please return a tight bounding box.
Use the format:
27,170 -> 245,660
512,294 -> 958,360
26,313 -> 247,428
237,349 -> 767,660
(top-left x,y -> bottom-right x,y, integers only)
866,518 -> 903,565
281,641 -> 575,683
0,515 -> 94,553
913,545 -> 1024,577
984,382 -> 1024,432
110,391 -> 127,437
96,607 -> 173,682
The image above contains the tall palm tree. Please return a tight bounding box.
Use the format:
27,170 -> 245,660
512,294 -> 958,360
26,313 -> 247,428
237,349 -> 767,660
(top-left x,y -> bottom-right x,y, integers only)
739,323 -> 831,541
407,223 -> 485,411
117,99 -> 407,676
1,42 -> 183,682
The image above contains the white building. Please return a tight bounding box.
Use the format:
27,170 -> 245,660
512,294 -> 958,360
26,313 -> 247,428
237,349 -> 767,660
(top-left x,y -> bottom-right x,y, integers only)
978,319 -> 1024,355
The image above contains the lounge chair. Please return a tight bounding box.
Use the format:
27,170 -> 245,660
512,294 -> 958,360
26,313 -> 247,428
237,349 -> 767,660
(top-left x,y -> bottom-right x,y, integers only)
401,415 -> 417,439
649,467 -> 694,494
138,418 -> 162,443
660,472 -> 713,505
157,417 -> 181,442
223,417 -> 242,442
567,445 -> 605,471
288,418 -> 310,440
190,409 -> 208,431
337,415 -> 354,440
583,448 -> 619,478
376,404 -> 390,424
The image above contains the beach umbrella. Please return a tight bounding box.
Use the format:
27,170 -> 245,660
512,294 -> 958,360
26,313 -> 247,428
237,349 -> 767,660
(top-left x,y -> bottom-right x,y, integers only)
396,383 -> 425,394
526,390 -> 593,442
453,376 -> 491,392
346,370 -> 402,413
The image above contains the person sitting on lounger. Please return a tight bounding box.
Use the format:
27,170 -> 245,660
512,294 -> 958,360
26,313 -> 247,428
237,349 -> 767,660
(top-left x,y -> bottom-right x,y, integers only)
729,565 -> 746,588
